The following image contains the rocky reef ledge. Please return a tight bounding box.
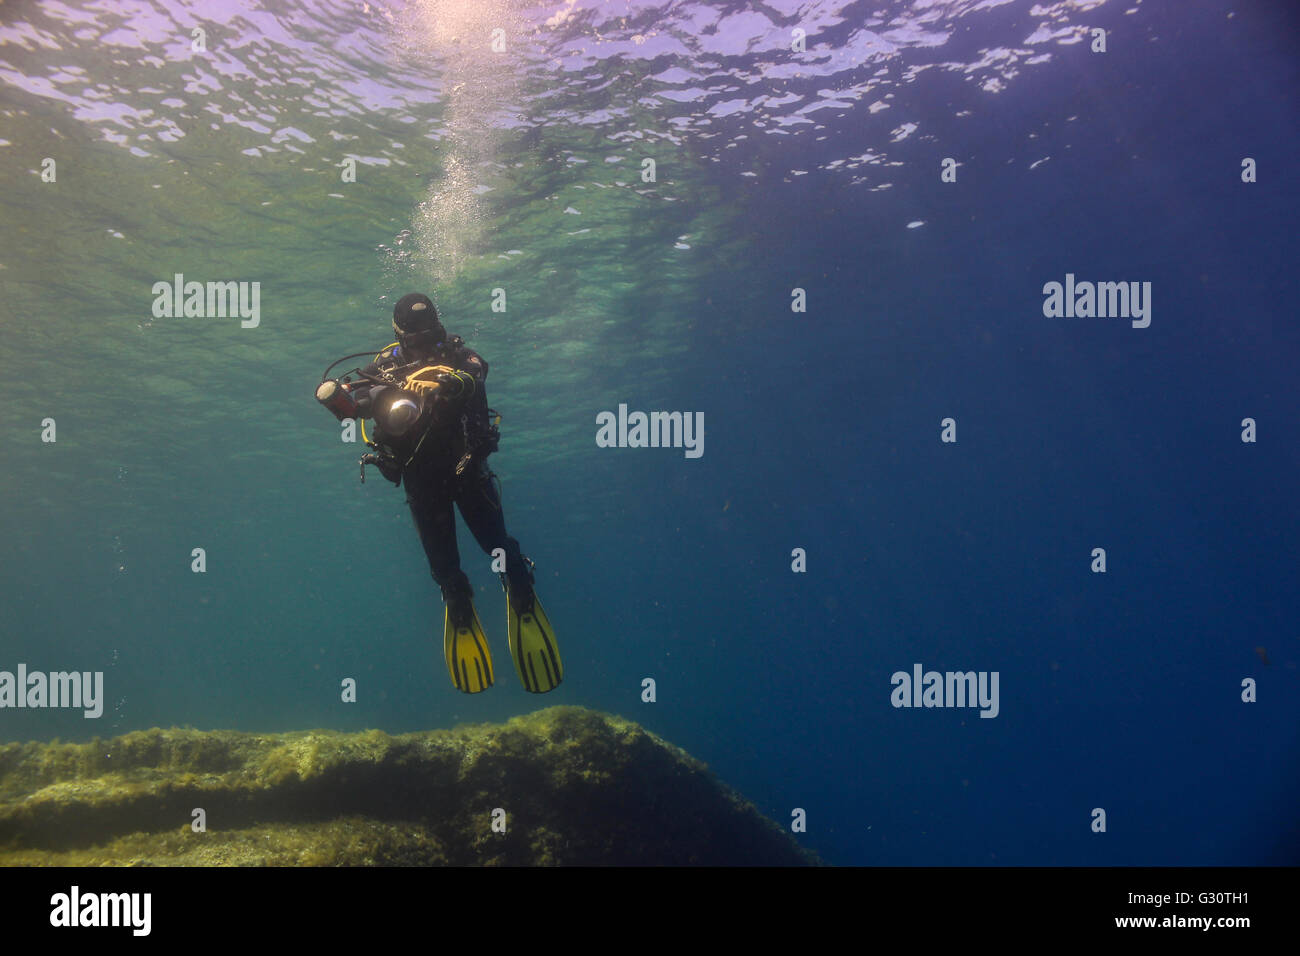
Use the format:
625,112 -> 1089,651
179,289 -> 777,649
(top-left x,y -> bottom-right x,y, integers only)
0,706 -> 814,866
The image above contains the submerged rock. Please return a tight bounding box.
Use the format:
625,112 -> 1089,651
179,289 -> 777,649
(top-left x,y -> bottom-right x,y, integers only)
0,706 -> 814,866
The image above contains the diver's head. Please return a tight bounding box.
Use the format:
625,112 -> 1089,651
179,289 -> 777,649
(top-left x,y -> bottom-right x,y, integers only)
392,292 -> 446,356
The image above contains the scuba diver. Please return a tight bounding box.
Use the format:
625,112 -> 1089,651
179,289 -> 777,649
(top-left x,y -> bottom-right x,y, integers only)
315,292 -> 561,695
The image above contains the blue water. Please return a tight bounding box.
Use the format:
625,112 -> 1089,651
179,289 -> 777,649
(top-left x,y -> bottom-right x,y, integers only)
1,0 -> 1297,866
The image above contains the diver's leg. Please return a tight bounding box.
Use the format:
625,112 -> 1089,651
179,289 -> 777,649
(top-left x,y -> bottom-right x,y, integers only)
412,482 -> 494,692
457,465 -> 561,693
407,485 -> 472,606
455,464 -> 533,606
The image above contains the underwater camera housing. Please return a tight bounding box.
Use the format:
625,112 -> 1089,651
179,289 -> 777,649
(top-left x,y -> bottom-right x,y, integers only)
369,385 -> 425,438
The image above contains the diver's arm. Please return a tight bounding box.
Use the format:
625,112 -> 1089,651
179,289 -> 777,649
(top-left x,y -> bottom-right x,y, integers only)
441,345 -> 491,416
356,370 -> 404,484
345,360 -> 386,419
461,349 -> 488,385
343,351 -> 419,419
456,349 -> 498,462
349,382 -> 377,419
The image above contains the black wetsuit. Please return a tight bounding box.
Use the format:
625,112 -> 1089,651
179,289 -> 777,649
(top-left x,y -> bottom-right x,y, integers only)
356,337 -> 531,606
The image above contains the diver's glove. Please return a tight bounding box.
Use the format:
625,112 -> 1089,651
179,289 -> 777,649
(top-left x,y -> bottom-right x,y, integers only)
404,374 -> 449,398
402,365 -> 475,408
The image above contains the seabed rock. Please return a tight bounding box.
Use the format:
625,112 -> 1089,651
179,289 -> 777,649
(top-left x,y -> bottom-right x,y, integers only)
0,706 -> 816,866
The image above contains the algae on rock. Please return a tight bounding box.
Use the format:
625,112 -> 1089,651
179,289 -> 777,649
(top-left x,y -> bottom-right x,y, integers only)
0,706 -> 814,866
